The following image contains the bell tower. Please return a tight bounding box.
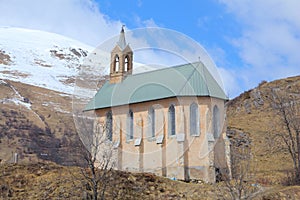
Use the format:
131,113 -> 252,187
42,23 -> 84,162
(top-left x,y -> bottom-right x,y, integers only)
110,26 -> 133,84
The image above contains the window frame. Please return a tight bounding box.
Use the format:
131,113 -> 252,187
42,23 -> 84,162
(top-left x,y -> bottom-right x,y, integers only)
168,104 -> 176,136
114,55 -> 119,72
149,106 -> 155,138
127,109 -> 134,141
190,102 -> 200,136
124,55 -> 129,72
213,105 -> 220,139
106,111 -> 113,141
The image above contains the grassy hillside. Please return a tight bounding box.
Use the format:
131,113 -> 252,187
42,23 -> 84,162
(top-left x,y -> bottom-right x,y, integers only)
227,75 -> 300,184
0,79 -> 84,165
0,162 -> 218,200
1,162 -> 300,199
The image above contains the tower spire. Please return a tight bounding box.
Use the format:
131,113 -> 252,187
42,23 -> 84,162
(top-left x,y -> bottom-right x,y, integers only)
109,25 -> 133,84
117,25 -> 127,50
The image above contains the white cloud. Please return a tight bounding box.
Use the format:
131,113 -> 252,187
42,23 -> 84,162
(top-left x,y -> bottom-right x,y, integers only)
197,16 -> 210,30
217,67 -> 239,98
137,0 -> 143,7
0,0 -> 122,46
142,19 -> 159,28
207,46 -> 238,97
133,15 -> 161,28
0,0 -> 198,70
219,0 -> 300,93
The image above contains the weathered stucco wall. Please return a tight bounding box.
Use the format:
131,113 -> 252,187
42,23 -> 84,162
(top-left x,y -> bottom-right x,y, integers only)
94,96 -> 228,182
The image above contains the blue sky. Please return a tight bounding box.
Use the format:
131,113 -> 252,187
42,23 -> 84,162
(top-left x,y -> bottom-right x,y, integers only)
1,0 -> 299,98
96,0 -> 244,96
95,0 -> 300,98
97,0 -> 242,64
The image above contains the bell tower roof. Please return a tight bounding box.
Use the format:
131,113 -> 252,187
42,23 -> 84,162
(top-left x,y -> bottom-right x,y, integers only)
109,26 -> 133,84
117,25 -> 127,50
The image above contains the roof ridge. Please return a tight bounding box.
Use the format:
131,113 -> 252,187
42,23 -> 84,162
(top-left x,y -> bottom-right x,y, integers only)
127,61 -> 201,78
200,62 -> 210,95
177,63 -> 199,94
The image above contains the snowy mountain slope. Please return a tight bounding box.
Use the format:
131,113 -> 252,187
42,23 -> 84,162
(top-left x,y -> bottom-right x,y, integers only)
0,27 -> 155,96
0,27 -> 155,164
0,27 -> 97,94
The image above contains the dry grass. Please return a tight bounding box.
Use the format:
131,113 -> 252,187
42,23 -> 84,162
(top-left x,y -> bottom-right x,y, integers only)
1,162 -> 300,199
0,79 -> 83,165
0,162 -> 218,200
227,75 -> 300,185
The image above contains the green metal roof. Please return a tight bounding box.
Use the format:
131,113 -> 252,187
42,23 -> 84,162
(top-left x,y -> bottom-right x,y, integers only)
85,62 -> 227,111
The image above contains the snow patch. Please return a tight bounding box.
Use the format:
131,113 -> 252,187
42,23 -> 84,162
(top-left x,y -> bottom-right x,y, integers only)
10,98 -> 32,110
0,27 -> 94,94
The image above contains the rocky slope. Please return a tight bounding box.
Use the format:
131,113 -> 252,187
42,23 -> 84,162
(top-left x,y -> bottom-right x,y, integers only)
227,75 -> 300,184
0,79 -> 85,165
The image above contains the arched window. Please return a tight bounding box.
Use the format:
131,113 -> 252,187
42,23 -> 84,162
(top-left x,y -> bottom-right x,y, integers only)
127,110 -> 134,140
106,111 -> 113,141
115,55 -> 119,72
213,105 -> 220,139
168,105 -> 176,136
190,103 -> 199,136
124,56 -> 129,72
149,107 -> 155,138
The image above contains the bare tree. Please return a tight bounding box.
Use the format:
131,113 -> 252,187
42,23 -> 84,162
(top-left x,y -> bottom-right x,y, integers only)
74,114 -> 116,200
217,129 -> 260,200
267,87 -> 300,184
83,122 -> 116,200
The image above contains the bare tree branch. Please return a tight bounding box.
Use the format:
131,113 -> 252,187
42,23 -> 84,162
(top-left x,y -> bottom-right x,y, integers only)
267,87 -> 300,184
75,117 -> 116,200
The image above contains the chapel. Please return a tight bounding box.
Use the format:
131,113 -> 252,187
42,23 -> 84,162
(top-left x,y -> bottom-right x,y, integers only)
85,27 -> 230,182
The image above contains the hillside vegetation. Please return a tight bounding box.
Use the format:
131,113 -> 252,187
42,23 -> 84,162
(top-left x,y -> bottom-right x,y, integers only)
0,79 -> 84,165
227,75 -> 300,185
1,162 -> 300,199
0,162 -> 219,200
